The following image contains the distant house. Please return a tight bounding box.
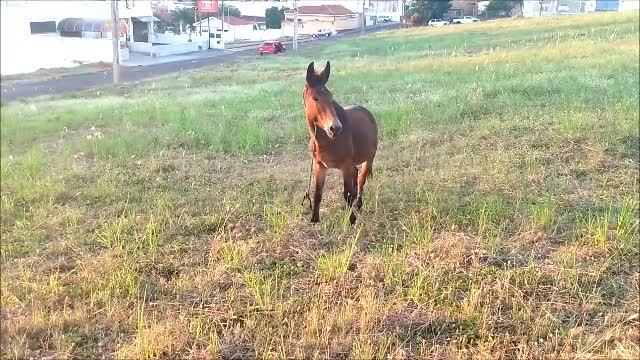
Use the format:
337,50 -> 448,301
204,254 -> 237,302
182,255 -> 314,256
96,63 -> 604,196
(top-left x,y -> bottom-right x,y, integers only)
239,15 -> 267,30
446,0 -> 479,19
282,5 -> 359,35
193,15 -> 282,43
193,15 -> 254,40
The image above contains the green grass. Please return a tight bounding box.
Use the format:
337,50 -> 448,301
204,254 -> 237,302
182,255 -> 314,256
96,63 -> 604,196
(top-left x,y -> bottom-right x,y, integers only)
1,12 -> 639,359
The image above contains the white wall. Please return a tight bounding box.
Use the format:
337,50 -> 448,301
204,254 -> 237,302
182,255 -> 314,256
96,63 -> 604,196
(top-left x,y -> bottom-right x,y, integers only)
0,0 -> 150,74
192,19 -> 283,42
230,24 -> 258,40
59,37 -> 130,62
129,41 -> 153,53
151,32 -> 226,49
0,0 -> 151,24
151,41 -> 208,56
59,37 -> 111,63
619,0 -> 640,11
152,33 -> 198,44
522,0 -> 599,16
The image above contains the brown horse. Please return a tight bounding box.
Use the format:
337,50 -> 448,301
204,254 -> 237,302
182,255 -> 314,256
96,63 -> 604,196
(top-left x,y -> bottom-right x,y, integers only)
303,61 -> 378,224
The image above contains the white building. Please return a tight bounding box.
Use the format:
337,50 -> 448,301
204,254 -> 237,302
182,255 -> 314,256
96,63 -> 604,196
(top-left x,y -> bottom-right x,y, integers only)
0,0 -> 207,75
615,0 -> 640,11
192,15 -> 282,44
0,0 -> 155,74
521,0 -> 639,17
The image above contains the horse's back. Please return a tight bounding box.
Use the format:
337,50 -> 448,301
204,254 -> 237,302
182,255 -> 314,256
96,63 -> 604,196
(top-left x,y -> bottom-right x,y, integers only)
344,105 -> 378,161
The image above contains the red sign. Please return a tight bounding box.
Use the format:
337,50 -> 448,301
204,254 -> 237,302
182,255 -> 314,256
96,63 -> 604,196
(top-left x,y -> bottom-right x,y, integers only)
197,0 -> 219,13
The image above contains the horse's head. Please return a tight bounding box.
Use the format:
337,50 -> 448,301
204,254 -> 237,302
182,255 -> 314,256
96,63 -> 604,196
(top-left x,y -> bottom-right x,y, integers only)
304,61 -> 342,139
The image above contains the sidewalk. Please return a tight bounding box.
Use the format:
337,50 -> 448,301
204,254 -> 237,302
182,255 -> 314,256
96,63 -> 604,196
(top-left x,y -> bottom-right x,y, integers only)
122,49 -> 229,67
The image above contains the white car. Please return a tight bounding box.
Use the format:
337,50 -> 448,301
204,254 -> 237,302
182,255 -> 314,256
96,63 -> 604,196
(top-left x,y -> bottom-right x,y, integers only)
427,19 -> 450,27
377,15 -> 392,23
312,29 -> 333,38
452,16 -> 480,24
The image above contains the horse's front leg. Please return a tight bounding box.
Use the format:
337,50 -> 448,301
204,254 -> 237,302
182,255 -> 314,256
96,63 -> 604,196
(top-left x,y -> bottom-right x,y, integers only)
311,161 -> 327,223
342,167 -> 357,207
342,167 -> 358,225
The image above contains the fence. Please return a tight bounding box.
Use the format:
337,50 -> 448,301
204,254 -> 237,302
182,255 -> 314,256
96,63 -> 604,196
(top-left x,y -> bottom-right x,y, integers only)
520,0 -> 598,17
477,11 -> 512,20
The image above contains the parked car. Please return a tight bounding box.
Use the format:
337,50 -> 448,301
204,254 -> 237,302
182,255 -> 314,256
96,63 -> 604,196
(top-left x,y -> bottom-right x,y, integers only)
259,41 -> 285,56
312,29 -> 333,38
427,19 -> 450,27
377,15 -> 392,23
452,16 -> 480,24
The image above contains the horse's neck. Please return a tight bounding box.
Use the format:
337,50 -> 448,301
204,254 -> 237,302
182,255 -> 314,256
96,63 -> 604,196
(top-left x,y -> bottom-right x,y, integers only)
332,100 -> 350,127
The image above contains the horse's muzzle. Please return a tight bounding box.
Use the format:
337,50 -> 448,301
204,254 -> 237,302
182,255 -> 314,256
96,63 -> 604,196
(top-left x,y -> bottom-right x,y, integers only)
326,122 -> 342,138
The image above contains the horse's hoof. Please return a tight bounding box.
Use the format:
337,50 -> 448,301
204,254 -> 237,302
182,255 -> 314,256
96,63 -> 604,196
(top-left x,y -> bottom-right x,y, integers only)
349,213 -> 357,225
310,217 -> 320,224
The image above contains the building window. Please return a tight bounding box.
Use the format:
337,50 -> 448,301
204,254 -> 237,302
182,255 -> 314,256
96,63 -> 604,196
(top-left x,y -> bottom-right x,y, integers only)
596,0 -> 619,12
30,21 -> 56,34
215,34 -> 221,38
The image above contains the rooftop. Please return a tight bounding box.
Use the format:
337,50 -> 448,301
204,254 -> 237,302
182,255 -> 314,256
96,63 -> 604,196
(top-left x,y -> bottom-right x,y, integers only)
285,5 -> 354,16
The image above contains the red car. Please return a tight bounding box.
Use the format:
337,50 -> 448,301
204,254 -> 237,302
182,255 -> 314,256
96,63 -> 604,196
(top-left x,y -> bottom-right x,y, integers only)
259,41 -> 285,56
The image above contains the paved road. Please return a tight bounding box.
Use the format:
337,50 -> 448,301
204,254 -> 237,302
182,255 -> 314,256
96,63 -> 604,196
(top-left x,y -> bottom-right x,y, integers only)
1,23 -> 398,102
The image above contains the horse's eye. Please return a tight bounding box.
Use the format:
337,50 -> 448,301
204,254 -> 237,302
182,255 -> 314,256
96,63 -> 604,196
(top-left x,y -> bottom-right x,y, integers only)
312,97 -> 319,102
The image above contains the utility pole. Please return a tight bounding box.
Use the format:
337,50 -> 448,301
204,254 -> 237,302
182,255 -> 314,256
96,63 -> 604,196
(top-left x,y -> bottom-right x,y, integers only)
375,0 -> 378,25
111,0 -> 120,84
293,0 -> 298,51
539,0 -> 543,16
221,0 -> 224,33
362,0 -> 365,36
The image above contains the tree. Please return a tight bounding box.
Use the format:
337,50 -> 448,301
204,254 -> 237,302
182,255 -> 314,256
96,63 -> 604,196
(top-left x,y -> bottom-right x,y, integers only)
265,6 -> 284,29
485,0 -> 519,14
217,4 -> 241,17
170,7 -> 196,34
406,0 -> 452,25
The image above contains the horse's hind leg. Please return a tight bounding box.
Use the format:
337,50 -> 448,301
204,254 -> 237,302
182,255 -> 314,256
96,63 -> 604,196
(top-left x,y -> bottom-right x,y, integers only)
355,161 -> 372,211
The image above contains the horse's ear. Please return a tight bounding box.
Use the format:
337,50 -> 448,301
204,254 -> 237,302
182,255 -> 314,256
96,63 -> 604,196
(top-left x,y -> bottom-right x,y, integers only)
306,62 -> 315,84
319,61 -> 330,84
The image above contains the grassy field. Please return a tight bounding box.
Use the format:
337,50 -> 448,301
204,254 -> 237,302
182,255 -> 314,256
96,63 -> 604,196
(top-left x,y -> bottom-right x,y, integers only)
1,12 -> 639,359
